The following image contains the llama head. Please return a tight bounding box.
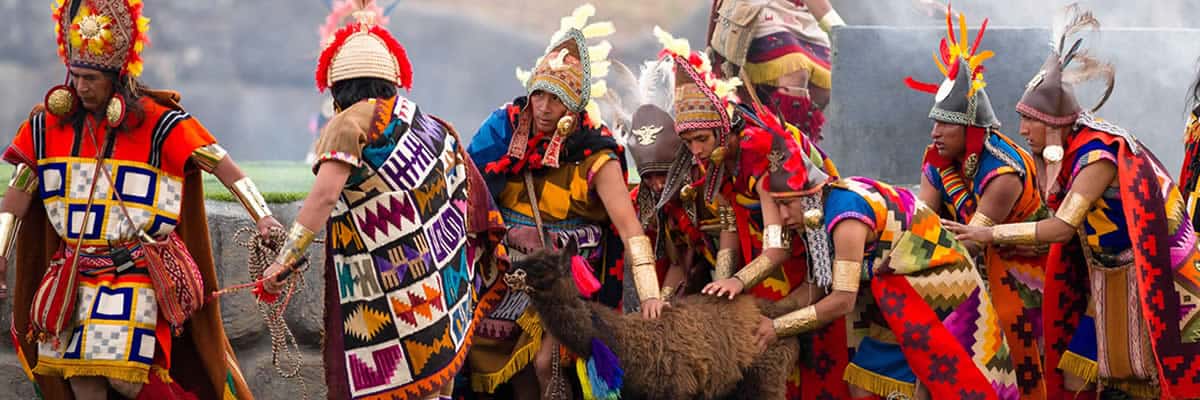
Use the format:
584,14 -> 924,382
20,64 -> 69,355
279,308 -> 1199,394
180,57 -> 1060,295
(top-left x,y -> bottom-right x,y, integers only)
503,238 -> 580,293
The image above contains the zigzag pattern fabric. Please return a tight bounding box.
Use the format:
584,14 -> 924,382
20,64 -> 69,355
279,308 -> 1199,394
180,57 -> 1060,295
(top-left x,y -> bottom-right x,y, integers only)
322,96 -> 503,399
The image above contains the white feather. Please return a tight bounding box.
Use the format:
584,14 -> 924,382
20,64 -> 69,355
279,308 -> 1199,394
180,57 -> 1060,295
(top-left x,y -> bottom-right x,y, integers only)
637,58 -> 676,112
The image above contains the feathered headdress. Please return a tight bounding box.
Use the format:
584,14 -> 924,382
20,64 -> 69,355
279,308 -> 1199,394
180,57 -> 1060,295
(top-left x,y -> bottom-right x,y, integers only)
515,3 -> 615,128
1017,3 -> 1114,126
314,0 -> 413,92
654,26 -> 741,137
318,0 -> 397,45
53,0 -> 151,78
905,4 -> 999,129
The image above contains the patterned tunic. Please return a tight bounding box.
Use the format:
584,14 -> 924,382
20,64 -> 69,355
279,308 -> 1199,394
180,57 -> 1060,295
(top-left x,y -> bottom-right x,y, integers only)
4,98 -> 213,383
824,177 -> 1017,400
313,96 -> 502,399
923,132 -> 1049,398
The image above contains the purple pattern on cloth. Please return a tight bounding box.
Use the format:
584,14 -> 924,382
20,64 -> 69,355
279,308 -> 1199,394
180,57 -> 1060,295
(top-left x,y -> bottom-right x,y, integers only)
348,345 -> 406,391
993,381 -> 1021,400
942,287 -> 983,357
827,212 -> 876,234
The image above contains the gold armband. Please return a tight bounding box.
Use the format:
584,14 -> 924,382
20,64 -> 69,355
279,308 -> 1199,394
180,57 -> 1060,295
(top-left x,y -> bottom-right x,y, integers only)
818,10 -> 846,33
993,222 -> 1039,245
718,205 -> 736,232
274,223 -> 316,267
763,224 -> 788,249
1053,191 -> 1090,228
832,260 -> 861,292
773,306 -> 819,337
969,213 -> 996,228
191,144 -> 228,173
0,213 -> 20,260
627,235 -> 660,301
232,177 -> 273,223
715,248 -> 736,279
8,164 -> 38,194
733,255 -> 775,289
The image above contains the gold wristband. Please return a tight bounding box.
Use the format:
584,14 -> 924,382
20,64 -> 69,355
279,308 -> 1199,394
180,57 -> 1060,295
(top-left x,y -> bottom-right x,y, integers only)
8,164 -> 38,194
191,143 -> 228,173
633,263 -> 661,301
993,222 -> 1039,245
627,235 -> 655,268
818,10 -> 846,33
733,255 -> 776,289
715,248 -> 736,279
969,213 -> 997,228
763,224 -> 788,249
660,285 -> 676,301
832,260 -> 861,292
1054,191 -> 1090,228
232,177 -> 273,223
0,213 -> 20,260
274,223 -> 316,267
773,306 -> 819,337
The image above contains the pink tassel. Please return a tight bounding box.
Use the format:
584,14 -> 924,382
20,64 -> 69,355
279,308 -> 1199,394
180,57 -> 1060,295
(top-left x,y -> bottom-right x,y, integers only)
571,255 -> 601,297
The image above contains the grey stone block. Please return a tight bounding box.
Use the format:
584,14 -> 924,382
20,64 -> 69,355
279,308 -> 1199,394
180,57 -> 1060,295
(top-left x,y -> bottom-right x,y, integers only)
0,353 -> 39,400
238,347 -> 329,400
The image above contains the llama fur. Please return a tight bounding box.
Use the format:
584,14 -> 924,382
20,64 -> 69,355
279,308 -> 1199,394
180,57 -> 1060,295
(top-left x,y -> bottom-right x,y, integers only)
511,243 -> 799,400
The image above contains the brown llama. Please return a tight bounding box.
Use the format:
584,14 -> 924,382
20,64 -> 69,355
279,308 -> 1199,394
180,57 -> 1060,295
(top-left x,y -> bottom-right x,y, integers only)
505,240 -> 799,400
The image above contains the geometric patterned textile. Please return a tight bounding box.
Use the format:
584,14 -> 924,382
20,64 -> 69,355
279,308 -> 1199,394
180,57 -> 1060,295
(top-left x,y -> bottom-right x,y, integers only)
830,177 -> 1018,399
318,96 -> 502,400
923,132 -> 1049,399
1043,126 -> 1200,399
34,255 -> 160,383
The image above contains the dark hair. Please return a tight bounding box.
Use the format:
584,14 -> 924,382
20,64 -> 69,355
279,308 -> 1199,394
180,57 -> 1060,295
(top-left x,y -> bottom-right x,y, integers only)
1190,65 -> 1200,117
330,78 -> 398,111
62,70 -> 146,133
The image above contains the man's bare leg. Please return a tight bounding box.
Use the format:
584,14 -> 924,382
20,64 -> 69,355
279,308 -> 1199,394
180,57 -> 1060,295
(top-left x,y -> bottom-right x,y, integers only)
108,377 -> 144,399
68,376 -> 109,400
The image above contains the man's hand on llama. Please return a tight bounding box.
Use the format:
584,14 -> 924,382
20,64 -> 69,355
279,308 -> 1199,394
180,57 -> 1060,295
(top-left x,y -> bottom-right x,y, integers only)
641,298 -> 668,319
701,277 -> 745,300
753,315 -> 777,352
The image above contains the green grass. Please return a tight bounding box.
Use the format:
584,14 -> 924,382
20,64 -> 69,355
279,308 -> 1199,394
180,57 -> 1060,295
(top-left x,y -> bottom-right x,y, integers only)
0,161 -> 315,203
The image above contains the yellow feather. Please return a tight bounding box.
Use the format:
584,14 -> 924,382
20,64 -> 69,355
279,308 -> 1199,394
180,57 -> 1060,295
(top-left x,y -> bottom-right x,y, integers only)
567,4 -> 596,30
515,67 -> 531,86
653,25 -> 689,56
588,41 -> 612,63
958,13 -> 968,54
585,102 -> 604,128
590,60 -> 611,78
933,52 -> 948,78
590,80 -> 608,98
968,50 -> 994,71
582,21 -> 615,39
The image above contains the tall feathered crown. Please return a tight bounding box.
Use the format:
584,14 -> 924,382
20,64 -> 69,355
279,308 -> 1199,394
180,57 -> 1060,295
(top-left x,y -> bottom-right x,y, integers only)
515,4 -> 615,128
319,0 -> 396,45
1017,3 -> 1114,125
905,5 -> 999,129
53,0 -> 151,77
598,58 -> 684,175
315,0 -> 413,92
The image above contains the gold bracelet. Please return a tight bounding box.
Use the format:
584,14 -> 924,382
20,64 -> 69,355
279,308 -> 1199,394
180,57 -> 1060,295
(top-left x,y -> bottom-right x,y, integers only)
660,284 -> 676,301
733,255 -> 776,289
633,263 -> 660,301
818,10 -> 846,33
1054,191 -> 1090,228
773,306 -> 819,337
191,144 -> 228,173
232,177 -> 274,223
763,224 -> 787,249
715,248 -> 736,279
274,223 -> 316,267
832,260 -> 861,292
993,222 -> 1039,245
8,164 -> 38,194
0,213 -> 20,260
627,235 -> 655,268
969,212 -> 996,228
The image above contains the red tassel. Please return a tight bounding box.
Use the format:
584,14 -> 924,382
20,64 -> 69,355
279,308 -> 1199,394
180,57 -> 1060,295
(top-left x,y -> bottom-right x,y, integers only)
905,77 -> 939,94
252,281 -> 280,304
571,255 -> 601,297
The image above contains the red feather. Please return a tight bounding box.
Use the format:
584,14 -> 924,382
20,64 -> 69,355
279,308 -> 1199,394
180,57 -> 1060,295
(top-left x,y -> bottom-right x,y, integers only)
314,24 -> 414,91
905,77 -> 939,94
970,18 -> 988,57
938,39 -> 952,67
947,58 -> 961,80
945,3 -> 956,46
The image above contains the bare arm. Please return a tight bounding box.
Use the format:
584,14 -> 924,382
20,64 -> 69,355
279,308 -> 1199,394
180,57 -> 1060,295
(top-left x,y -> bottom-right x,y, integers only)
756,179 -> 793,264
918,172 -> 945,217
773,218 -> 869,337
800,0 -> 833,19
0,168 -> 37,297
197,150 -> 283,235
948,161 -> 1115,245
262,162 -> 352,293
594,161 -> 645,240
963,173 -> 1022,255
